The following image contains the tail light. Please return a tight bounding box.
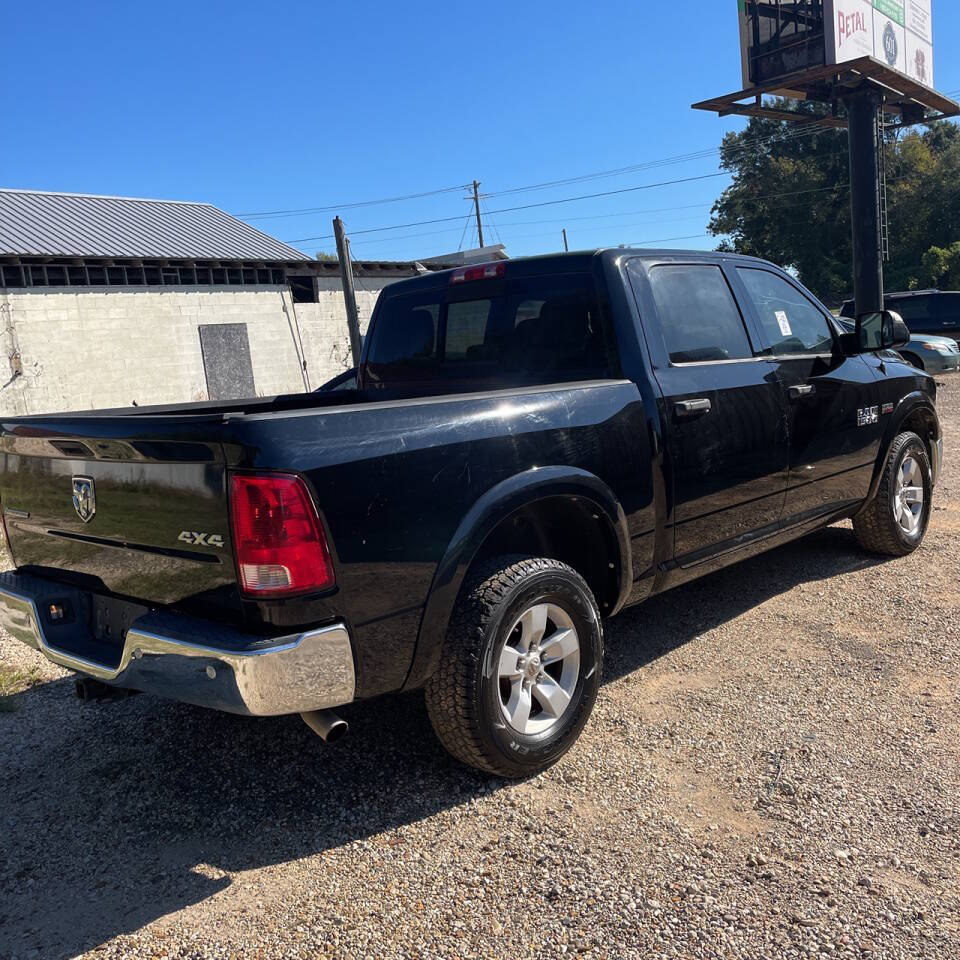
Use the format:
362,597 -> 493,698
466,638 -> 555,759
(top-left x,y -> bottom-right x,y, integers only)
229,473 -> 334,598
450,261 -> 505,284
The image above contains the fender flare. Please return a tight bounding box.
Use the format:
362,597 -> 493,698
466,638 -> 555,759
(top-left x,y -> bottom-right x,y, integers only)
401,466 -> 632,691
858,391 -> 940,513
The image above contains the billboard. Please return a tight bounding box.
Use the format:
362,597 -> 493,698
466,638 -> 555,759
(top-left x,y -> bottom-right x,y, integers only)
826,0 -> 933,87
740,1 -> 934,90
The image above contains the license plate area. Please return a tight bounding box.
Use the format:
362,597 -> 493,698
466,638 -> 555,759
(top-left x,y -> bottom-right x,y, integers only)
90,594 -> 150,646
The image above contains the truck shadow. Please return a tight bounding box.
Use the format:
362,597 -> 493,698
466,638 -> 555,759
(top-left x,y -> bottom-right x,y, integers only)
0,524 -> 885,958
602,523 -> 885,683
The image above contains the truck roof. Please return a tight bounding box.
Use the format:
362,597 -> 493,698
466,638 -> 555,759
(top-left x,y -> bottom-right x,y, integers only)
382,248 -> 775,297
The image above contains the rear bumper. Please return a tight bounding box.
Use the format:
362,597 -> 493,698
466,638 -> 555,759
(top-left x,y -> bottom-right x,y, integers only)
0,571 -> 355,716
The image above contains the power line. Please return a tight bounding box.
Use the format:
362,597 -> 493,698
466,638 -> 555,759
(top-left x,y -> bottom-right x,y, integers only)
456,207 -> 474,252
283,109 -> 958,250
239,114 -> 840,227
324,179 -> 865,252
285,171 -> 730,244
238,183 -> 471,220
481,117 -> 845,200
351,213 -> 712,250
620,232 -> 712,246
477,107 -> 952,208
347,205 -> 721,248
286,131 -> 861,246
480,195 -> 504,247
478,201 -> 717,229
348,171 -> 923,255
240,97 -> 960,230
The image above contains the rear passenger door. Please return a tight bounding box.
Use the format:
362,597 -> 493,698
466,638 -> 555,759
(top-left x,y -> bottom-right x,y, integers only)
733,266 -> 881,522
627,259 -> 789,564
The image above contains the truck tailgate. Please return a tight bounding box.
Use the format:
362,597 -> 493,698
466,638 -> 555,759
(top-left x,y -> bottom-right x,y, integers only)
0,416 -> 236,606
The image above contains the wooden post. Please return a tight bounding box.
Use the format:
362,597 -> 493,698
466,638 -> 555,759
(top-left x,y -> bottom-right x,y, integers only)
333,216 -> 363,368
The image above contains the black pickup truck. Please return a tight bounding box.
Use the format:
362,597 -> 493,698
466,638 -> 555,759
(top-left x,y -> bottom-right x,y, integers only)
0,251 -> 942,776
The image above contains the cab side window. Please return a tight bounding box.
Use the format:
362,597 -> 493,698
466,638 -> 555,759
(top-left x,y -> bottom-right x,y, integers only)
646,264 -> 754,364
736,268 -> 834,355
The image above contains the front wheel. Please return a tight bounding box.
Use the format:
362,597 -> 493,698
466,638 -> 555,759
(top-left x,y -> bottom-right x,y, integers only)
854,431 -> 932,556
425,556 -> 603,778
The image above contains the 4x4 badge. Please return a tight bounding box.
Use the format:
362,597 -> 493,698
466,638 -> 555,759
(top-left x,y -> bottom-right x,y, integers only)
178,531 -> 225,548
72,476 -> 96,523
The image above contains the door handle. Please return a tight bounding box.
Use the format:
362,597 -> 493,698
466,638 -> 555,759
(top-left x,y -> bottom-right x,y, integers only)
788,384 -> 816,400
674,398 -> 712,418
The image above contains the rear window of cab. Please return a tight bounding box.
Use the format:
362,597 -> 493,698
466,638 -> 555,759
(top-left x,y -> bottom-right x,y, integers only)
365,273 -> 617,390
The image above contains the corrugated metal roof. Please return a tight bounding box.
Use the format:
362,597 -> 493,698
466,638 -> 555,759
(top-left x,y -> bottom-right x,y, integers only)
0,188 -> 310,262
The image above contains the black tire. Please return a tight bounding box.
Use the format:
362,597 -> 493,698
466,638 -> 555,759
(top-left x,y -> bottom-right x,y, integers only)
853,431 -> 932,556
425,556 -> 603,778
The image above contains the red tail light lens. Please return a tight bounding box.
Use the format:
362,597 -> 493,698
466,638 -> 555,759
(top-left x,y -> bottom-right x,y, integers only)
450,261 -> 505,284
229,473 -> 334,598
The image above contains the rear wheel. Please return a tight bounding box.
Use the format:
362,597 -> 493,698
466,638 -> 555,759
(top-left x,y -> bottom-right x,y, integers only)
854,431 -> 932,556
425,556 -> 602,778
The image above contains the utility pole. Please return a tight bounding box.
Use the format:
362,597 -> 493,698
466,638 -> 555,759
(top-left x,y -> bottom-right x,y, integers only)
332,216 -> 363,368
472,180 -> 484,249
844,90 -> 885,316
562,228 -> 569,252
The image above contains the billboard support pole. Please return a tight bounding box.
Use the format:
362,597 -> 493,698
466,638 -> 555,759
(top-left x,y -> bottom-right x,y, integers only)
844,88 -> 885,317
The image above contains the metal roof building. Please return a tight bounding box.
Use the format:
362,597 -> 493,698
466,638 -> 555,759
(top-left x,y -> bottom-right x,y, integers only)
0,188 -> 508,296
0,188 -> 313,292
0,188 -> 309,261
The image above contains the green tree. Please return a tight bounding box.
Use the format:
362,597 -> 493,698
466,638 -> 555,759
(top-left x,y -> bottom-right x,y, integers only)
709,101 -> 960,304
921,241 -> 960,288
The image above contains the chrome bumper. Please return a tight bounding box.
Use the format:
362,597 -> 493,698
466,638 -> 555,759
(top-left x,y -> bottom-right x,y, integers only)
0,571 -> 355,716
932,436 -> 944,489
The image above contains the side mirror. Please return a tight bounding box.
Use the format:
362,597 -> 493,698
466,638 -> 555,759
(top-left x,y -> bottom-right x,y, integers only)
858,310 -> 910,352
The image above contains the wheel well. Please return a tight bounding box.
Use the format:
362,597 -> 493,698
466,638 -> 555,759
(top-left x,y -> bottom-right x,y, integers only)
901,406 -> 938,466
473,496 -> 622,614
900,352 -> 923,370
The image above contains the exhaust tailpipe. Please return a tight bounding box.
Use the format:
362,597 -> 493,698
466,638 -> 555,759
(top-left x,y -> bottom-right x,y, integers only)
301,709 -> 349,743
75,677 -> 137,702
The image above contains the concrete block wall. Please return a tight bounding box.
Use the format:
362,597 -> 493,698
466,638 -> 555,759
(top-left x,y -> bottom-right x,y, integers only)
295,277 -> 392,387
0,278 -> 394,416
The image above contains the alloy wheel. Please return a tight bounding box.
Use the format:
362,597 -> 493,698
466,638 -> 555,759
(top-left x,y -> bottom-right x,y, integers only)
497,602 -> 581,736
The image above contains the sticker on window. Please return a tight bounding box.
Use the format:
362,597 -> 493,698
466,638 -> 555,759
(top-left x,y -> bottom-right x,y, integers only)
775,310 -> 792,337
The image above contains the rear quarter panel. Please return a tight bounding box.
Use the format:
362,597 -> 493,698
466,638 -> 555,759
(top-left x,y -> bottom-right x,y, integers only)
223,380 -> 655,697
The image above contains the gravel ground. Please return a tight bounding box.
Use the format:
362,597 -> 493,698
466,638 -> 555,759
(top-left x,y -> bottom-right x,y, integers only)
2,378 -> 959,960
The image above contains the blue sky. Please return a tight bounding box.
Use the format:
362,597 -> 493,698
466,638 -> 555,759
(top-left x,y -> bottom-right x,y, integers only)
3,1 -> 958,262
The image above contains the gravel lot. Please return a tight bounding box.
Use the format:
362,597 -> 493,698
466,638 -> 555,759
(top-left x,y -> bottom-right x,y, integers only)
2,378 -> 958,960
